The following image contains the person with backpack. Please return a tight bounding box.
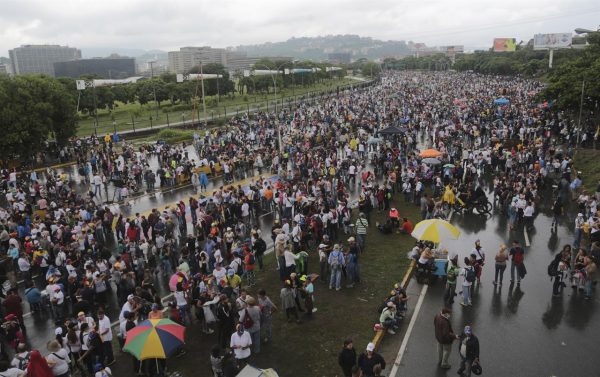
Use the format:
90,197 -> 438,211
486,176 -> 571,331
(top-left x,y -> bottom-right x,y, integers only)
45,340 -> 70,377
10,344 -> 29,371
0,360 -> 25,377
328,244 -> 345,291
239,297 -> 261,354
444,256 -> 460,306
460,257 -> 475,306
508,240 -> 525,284
550,251 -> 570,297
252,233 -> 267,270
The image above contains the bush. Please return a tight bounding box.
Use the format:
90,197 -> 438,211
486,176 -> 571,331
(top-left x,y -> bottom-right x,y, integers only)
156,129 -> 195,144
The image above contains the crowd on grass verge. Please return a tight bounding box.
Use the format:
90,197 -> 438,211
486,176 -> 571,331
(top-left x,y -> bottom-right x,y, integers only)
0,71 -> 596,377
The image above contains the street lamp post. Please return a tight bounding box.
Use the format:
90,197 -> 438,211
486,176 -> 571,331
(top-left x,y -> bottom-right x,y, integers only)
577,80 -> 585,146
251,63 -> 287,153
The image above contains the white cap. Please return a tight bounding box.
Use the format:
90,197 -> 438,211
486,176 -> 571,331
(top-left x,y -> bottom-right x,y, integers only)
127,294 -> 135,300
55,327 -> 63,335
366,342 -> 375,352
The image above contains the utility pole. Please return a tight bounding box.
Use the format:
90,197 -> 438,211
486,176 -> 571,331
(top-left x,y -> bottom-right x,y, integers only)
577,80 -> 585,146
200,62 -> 207,127
149,60 -> 159,118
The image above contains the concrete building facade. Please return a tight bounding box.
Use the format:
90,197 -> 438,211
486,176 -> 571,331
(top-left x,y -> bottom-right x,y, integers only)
9,44 -> 81,76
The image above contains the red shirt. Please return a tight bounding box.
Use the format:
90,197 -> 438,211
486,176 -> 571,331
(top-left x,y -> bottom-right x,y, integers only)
402,221 -> 414,234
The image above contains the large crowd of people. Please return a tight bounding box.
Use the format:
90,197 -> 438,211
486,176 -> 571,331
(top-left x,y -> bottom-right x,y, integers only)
0,70 -> 596,377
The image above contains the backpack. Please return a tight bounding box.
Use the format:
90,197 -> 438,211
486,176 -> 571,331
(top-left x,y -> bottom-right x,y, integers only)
242,309 -> 254,329
548,255 -> 560,277
15,352 -> 30,370
330,251 -> 341,269
465,267 -> 476,283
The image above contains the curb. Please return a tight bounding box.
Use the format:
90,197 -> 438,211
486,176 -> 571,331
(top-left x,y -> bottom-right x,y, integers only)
372,259 -> 416,350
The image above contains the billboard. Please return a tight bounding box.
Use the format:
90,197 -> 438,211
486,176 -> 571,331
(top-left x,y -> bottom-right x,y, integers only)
493,38 -> 517,52
533,33 -> 572,49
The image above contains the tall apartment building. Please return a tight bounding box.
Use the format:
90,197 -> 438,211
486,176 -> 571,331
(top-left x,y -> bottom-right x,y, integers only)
9,44 -> 82,76
168,46 -> 272,74
168,46 -> 227,74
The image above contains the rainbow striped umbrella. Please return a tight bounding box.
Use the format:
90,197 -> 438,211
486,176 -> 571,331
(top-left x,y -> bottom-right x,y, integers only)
123,319 -> 186,360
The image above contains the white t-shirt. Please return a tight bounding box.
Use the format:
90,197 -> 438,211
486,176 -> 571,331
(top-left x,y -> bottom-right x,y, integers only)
174,291 -> 188,306
0,367 -> 24,377
95,367 -> 112,377
230,331 -> 252,359
46,348 -> 70,376
98,315 -> 113,341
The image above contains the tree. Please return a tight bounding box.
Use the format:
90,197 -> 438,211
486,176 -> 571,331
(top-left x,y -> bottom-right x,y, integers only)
361,61 -> 381,77
542,32 -> 600,118
0,75 -> 77,161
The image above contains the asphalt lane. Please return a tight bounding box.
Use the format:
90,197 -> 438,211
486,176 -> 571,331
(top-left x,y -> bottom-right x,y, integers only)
386,208 -> 600,377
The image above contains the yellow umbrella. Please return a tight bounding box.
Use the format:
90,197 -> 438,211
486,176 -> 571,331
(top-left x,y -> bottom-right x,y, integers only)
411,219 -> 460,243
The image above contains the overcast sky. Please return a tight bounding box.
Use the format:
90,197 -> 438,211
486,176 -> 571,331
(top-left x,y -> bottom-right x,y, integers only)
1,0 -> 599,57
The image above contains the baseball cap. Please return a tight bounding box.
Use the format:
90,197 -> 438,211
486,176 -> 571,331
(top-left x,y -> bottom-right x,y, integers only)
366,342 -> 375,352
127,294 -> 135,301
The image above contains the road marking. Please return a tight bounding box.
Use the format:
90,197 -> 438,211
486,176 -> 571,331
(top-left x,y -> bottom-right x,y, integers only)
524,228 -> 530,247
389,284 -> 428,377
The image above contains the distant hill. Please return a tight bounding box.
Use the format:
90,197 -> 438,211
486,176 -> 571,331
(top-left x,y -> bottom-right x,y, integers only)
232,34 -> 411,61
80,47 -> 168,60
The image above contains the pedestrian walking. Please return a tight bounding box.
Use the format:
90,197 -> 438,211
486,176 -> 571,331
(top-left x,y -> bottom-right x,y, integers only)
338,339 -> 357,377
358,343 -> 386,377
508,240 -> 524,284
354,213 -> 368,252
434,308 -> 458,369
460,257 -> 475,306
493,244 -> 508,286
444,256 -> 459,306
230,324 -> 252,366
328,244 -> 345,291
257,289 -> 277,343
457,326 -> 480,377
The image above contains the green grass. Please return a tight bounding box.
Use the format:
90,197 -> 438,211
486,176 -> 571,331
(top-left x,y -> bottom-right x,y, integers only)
107,196 -> 420,377
573,149 -> 600,192
76,78 -> 360,136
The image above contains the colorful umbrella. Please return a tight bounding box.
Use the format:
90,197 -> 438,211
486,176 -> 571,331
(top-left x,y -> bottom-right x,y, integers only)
419,149 -> 443,158
123,319 -> 186,360
169,272 -> 188,292
411,219 -> 461,243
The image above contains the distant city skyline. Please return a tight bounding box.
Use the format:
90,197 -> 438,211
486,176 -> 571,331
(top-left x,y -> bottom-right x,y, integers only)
1,0 -> 598,58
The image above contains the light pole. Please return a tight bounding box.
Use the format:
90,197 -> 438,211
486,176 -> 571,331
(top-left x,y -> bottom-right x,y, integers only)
577,80 -> 585,146
148,60 -> 159,118
251,63 -> 287,153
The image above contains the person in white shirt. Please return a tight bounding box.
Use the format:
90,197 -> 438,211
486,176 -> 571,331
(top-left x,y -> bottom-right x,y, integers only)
523,201 -> 535,231
230,324 -> 252,361
97,309 -> 115,365
45,340 -> 70,377
0,362 -> 25,377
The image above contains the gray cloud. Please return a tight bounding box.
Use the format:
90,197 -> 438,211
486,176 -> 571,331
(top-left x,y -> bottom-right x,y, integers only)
1,0 -> 599,56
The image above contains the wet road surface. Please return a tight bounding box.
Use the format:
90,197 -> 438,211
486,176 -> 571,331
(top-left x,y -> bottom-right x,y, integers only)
383,204 -> 599,377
